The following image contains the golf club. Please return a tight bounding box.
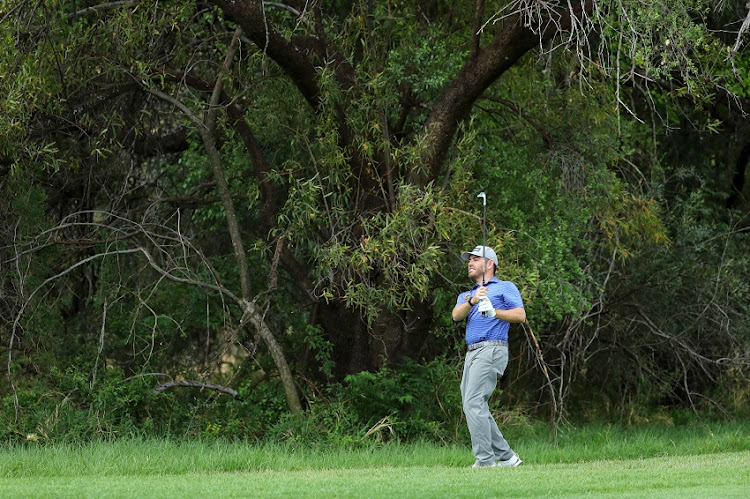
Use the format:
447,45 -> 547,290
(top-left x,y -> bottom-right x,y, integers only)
477,192 -> 488,316
477,192 -> 487,283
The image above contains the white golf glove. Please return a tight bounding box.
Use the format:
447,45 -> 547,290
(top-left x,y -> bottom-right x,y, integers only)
478,297 -> 496,318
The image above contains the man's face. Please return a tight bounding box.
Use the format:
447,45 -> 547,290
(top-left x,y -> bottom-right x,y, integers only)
468,254 -> 487,280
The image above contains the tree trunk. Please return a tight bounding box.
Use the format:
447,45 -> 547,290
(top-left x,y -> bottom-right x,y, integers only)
156,26 -> 304,413
318,299 -> 433,377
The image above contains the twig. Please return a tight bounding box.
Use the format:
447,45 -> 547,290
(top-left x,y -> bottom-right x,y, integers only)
91,299 -> 108,388
521,319 -> 560,446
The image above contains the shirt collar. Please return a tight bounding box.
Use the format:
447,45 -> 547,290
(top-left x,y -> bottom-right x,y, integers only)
472,276 -> 500,290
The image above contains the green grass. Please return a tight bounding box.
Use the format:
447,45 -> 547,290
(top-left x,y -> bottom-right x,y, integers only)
1,422 -> 749,498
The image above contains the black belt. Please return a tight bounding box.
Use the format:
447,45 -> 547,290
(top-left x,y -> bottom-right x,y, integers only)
467,340 -> 507,351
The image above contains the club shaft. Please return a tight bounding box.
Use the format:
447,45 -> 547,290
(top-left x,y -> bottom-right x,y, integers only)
482,202 -> 486,286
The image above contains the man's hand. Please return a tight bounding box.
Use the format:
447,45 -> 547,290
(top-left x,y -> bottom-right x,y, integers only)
478,297 -> 496,318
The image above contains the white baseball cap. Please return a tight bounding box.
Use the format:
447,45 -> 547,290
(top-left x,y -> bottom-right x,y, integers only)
460,245 -> 498,266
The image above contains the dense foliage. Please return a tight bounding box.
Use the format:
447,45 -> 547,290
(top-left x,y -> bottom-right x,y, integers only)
1,0 -> 749,442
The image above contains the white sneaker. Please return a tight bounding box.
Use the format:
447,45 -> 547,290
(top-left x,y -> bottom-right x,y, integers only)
496,454 -> 522,467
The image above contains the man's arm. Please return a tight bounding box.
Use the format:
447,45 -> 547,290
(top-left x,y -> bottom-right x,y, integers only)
452,293 -> 476,321
494,307 -> 526,324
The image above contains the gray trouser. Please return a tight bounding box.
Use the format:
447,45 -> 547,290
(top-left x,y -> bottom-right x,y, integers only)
460,344 -> 514,464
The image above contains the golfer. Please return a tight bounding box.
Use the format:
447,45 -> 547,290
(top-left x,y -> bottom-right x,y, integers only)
452,245 -> 526,468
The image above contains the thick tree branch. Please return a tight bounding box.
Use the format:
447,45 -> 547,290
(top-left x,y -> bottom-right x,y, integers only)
410,0 -> 594,186
210,0 -> 321,108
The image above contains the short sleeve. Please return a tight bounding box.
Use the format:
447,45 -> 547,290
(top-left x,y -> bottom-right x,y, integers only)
500,282 -> 524,309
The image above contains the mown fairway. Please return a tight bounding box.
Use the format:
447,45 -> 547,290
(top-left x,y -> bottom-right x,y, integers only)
2,424 -> 748,498
2,452 -> 749,498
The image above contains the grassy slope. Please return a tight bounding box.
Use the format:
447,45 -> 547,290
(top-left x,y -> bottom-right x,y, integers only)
1,423 -> 749,497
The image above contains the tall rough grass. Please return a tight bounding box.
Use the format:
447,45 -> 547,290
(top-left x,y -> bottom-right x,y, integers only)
2,421 -> 747,478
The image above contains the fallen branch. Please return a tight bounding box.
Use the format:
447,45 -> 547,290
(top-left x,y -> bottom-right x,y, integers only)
154,380 -> 239,397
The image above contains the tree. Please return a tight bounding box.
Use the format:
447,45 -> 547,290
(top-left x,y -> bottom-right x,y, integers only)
2,0 -> 748,422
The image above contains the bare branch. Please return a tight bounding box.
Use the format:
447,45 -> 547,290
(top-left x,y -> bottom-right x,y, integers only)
472,0 -> 485,58
146,87 -> 207,131
521,320 -> 560,444
480,94 -> 552,146
154,380 -> 239,397
71,1 -> 139,19
729,2 -> 750,62
206,27 -> 243,133
90,299 -> 109,388
265,2 -> 301,17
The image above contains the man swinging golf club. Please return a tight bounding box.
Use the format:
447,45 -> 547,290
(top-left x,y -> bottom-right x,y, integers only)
452,192 -> 526,468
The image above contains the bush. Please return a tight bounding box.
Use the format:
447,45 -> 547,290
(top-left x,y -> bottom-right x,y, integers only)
263,357 -> 468,447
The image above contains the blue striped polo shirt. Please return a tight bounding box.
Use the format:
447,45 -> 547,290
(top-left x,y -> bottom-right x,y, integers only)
455,276 -> 525,344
